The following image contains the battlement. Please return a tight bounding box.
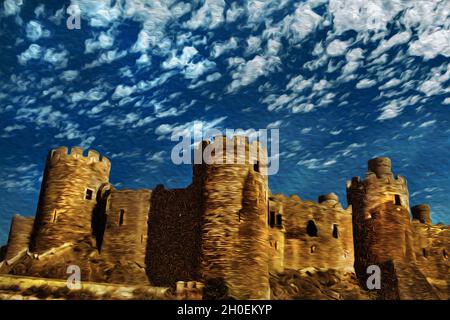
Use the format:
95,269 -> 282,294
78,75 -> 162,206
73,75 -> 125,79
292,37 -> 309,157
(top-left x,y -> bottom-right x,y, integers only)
346,157 -> 408,195
196,135 -> 268,166
48,146 -> 111,169
368,157 -> 392,178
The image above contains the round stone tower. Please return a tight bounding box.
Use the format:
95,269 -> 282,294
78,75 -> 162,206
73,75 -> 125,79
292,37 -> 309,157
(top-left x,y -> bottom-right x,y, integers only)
31,146 -> 111,254
347,157 -> 415,288
411,204 -> 432,224
193,136 -> 270,299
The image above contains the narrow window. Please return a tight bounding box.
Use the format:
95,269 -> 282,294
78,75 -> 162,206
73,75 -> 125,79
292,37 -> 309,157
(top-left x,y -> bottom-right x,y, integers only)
332,224 -> 339,239
306,220 -> 318,237
119,209 -> 125,226
52,210 -> 58,223
85,188 -> 94,200
253,161 -> 260,173
422,248 -> 427,258
443,249 -> 448,259
276,214 -> 282,226
269,211 -> 275,228
394,194 -> 401,206
274,241 -> 278,250
310,245 -> 316,253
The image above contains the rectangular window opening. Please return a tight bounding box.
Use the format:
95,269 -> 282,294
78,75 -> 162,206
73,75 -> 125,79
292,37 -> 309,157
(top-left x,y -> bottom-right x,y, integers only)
394,194 -> 401,206
85,188 -> 94,200
119,209 -> 125,226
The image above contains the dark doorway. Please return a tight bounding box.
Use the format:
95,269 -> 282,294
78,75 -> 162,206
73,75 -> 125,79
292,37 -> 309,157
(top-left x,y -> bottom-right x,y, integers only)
254,161 -> 260,173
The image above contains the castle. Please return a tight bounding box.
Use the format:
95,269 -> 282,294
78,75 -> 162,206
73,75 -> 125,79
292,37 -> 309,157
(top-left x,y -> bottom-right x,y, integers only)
0,136 -> 448,299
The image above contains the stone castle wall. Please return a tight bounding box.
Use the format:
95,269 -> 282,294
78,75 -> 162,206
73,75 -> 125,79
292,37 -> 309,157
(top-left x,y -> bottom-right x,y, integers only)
31,147 -> 110,254
146,184 -> 203,286
268,198 -> 285,274
101,189 -> 151,267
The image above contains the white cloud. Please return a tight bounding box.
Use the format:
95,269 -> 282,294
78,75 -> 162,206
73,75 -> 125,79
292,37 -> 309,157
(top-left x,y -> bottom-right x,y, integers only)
292,103 -> 315,113
409,30 -> 450,60
60,70 -> 79,81
34,4 -> 45,18
155,117 -> 227,140
211,37 -> 238,58
226,3 -> 244,23
70,88 -> 107,103
377,101 -> 402,121
185,0 -> 225,30
3,0 -> 23,16
112,85 -> 136,100
84,49 -> 127,68
419,120 -> 436,128
443,97 -> 450,105
162,46 -> 198,70
356,78 -> 376,89
280,2 -> 322,44
228,55 -> 281,92
379,78 -> 401,90
26,21 -> 50,41
371,31 -> 411,58
245,36 -> 262,56
18,44 -> 42,64
43,48 -> 69,69
3,124 -> 26,132
85,31 -> 114,53
326,39 -> 349,56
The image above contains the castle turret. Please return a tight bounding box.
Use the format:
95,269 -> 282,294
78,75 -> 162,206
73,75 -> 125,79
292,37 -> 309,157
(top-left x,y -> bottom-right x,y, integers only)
5,215 -> 34,261
31,147 -> 110,253
194,136 -> 270,299
412,204 -> 432,224
318,192 -> 339,204
346,157 -> 428,298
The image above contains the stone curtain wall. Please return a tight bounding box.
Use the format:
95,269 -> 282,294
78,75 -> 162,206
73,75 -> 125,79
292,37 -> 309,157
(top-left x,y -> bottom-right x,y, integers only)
274,194 -> 354,272
101,189 -> 151,267
31,147 -> 110,253
146,185 -> 203,286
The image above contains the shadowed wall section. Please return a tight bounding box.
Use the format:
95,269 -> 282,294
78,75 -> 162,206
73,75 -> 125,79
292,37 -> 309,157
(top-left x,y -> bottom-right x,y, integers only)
146,184 -> 203,286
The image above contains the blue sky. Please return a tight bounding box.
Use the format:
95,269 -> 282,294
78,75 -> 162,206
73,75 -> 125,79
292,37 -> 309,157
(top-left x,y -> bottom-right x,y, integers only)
0,0 -> 449,244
